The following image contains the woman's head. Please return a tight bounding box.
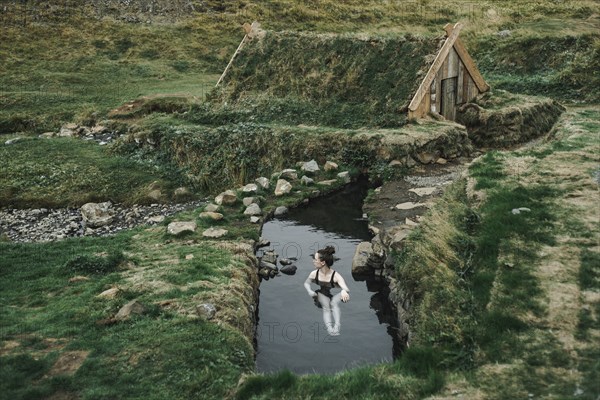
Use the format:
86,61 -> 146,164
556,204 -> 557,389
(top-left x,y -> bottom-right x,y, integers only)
315,246 -> 336,267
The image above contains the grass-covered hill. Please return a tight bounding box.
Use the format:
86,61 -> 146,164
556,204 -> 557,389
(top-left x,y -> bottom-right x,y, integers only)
0,0 -> 598,134
212,31 -> 443,128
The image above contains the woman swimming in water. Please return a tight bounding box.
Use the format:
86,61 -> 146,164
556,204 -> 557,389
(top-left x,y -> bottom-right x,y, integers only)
303,246 -> 350,336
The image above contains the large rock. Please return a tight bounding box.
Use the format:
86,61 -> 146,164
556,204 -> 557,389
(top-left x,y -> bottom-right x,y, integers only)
202,227 -> 228,238
337,171 -> 351,183
243,203 -> 262,216
300,175 -> 314,185
174,187 -> 192,200
274,179 -> 292,196
167,221 -> 197,235
384,227 -> 413,250
196,303 -> 216,320
279,169 -> 298,180
115,300 -> 146,320
255,177 -> 270,189
260,260 -> 278,271
215,190 -> 237,205
414,152 -> 438,164
199,212 -> 223,221
317,179 -> 337,186
261,250 -> 278,264
80,202 -> 114,228
409,187 -> 437,197
204,203 -> 220,212
280,265 -> 297,275
301,160 -> 320,173
324,161 -> 338,171
274,206 -> 288,216
352,242 -> 373,275
395,202 -> 425,210
97,287 -> 120,299
147,189 -> 162,201
58,125 -> 76,137
242,183 -> 258,193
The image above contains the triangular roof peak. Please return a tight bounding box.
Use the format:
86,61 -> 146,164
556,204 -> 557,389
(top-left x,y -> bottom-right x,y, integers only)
408,22 -> 489,114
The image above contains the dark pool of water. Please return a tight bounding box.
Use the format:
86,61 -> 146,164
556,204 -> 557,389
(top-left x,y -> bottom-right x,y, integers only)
255,180 -> 399,374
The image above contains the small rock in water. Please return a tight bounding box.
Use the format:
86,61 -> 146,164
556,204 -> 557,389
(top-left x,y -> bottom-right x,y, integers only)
261,250 -> 278,264
280,265 -> 297,275
260,260 -> 278,271
279,258 -> 293,266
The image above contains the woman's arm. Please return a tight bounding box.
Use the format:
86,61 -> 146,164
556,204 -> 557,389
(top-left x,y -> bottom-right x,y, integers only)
304,271 -> 317,297
334,273 -> 350,302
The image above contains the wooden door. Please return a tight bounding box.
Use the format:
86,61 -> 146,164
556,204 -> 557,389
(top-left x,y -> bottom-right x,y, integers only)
440,77 -> 458,121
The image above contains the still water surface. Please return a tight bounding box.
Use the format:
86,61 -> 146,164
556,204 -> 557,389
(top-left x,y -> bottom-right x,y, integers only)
256,182 -> 398,374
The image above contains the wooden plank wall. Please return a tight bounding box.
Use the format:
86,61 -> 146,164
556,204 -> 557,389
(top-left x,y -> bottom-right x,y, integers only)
425,47 -> 480,118
410,46 -> 483,120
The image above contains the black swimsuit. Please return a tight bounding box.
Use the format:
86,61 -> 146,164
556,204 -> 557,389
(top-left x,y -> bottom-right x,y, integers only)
314,269 -> 337,299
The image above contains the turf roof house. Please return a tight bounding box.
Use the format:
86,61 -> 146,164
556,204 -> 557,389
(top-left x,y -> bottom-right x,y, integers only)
216,22 -> 489,125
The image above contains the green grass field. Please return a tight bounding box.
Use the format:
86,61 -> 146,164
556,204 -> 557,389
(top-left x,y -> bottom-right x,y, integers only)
1,1 -> 599,399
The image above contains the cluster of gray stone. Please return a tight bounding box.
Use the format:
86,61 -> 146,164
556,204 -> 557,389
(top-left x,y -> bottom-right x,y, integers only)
0,200 -> 204,243
256,246 -> 298,279
164,160 -> 349,239
36,122 -> 120,145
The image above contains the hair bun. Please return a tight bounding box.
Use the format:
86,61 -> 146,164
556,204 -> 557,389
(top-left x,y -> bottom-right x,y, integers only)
323,246 -> 335,255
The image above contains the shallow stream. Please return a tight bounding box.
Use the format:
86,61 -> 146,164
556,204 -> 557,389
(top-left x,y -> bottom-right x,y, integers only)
255,181 -> 400,374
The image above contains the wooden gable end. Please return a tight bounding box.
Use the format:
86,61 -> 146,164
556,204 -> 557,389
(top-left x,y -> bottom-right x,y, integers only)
408,23 -> 490,121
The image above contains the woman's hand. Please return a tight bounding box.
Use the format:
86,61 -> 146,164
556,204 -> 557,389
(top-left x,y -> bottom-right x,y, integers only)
309,290 -> 317,298
341,289 -> 350,302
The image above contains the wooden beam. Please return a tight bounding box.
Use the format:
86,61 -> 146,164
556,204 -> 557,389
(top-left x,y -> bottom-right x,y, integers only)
216,22 -> 264,87
408,22 -> 463,113
444,23 -> 490,92
216,34 -> 248,87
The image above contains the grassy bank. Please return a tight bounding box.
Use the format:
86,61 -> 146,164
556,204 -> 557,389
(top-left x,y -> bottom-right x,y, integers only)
0,137 -> 191,208
0,230 -> 255,399
386,107 -> 599,398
